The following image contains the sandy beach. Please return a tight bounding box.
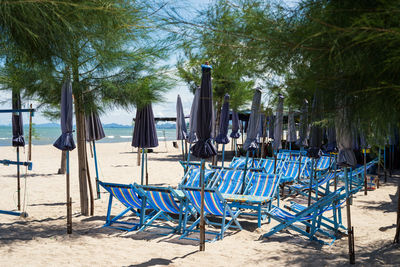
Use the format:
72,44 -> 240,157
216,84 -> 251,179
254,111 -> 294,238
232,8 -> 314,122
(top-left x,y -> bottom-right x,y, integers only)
0,142 -> 399,266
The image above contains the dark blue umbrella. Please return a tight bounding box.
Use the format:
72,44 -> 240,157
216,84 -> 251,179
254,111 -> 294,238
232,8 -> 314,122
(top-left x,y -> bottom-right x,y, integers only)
296,99 -> 308,147
190,64 -> 216,252
230,110 -> 240,156
12,91 -> 25,147
11,90 -> 24,211
268,115 -> 275,140
325,126 -> 337,152
191,65 -> 217,159
176,95 -> 188,161
215,94 -> 230,167
307,92 -> 323,159
132,103 -> 158,185
243,88 -> 262,152
230,111 -> 240,139
336,104 -> 357,263
272,94 -> 284,151
53,79 -> 75,234
86,112 -> 105,199
287,108 -> 296,151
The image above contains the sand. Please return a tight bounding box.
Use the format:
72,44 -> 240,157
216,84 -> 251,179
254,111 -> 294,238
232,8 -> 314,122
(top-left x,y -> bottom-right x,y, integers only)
0,142 -> 399,266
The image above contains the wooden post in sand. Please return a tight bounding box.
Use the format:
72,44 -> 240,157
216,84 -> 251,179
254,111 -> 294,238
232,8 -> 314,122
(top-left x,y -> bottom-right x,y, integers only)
137,147 -> 141,166
199,159 -> 206,251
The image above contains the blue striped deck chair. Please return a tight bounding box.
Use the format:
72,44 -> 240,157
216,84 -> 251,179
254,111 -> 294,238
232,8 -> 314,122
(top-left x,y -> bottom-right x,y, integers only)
316,155 -> 333,172
99,181 -> 154,231
229,156 -> 254,169
179,160 -> 201,171
261,187 -> 346,245
211,169 -> 245,194
256,158 -> 276,174
180,186 -> 242,241
179,167 -> 215,187
134,184 -> 187,234
228,173 -> 281,227
290,171 -> 337,198
279,160 -> 306,184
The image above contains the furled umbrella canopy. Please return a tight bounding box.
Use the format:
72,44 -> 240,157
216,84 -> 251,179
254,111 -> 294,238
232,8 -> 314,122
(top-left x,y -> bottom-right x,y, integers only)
336,106 -> 357,168
191,65 -> 217,158
308,92 -> 323,158
257,113 -> 265,143
268,115 -> 275,140
296,99 -> 308,147
132,104 -> 159,149
86,112 -> 105,142
243,88 -> 262,151
287,108 -> 296,143
188,87 -> 200,143
230,110 -> 240,139
12,90 -> 25,147
272,94 -> 284,151
176,95 -> 188,140
325,126 -> 337,152
54,80 -> 76,151
215,94 -> 230,144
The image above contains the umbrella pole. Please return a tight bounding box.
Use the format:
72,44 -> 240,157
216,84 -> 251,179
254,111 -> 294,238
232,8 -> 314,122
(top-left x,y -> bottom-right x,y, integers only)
28,104 -> 33,161
93,141 -> 100,199
273,150 -> 277,174
145,150 -> 148,186
137,147 -> 140,166
181,139 -> 185,161
345,167 -> 355,264
241,151 -> 249,194
363,149 -> 367,195
17,146 -> 21,211
66,150 -> 72,234
185,143 -> 192,174
234,139 -> 237,157
222,144 -> 225,168
306,158 -> 314,233
384,146 -> 387,183
199,159 -> 206,251
141,149 -> 145,185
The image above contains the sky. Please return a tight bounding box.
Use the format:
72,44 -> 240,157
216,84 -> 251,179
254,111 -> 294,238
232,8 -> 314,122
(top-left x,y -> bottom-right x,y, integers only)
0,0 -> 299,126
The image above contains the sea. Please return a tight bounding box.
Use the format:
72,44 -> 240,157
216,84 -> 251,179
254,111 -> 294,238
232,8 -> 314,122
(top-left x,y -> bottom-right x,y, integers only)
0,126 -> 176,146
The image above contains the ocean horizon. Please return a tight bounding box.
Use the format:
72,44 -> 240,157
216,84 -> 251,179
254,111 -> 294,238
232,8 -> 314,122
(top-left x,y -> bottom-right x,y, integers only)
0,125 -> 176,146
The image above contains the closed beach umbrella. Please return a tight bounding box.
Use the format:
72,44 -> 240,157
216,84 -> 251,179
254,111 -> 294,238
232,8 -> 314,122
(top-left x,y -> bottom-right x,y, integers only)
335,103 -> 357,264
287,108 -> 296,144
176,95 -> 188,141
54,80 -> 76,151
53,79 -> 75,234
308,92 -> 323,158
268,115 -> 275,140
243,89 -> 262,152
190,64 -> 216,252
191,65 -> 217,159
86,112 -> 105,142
257,114 -> 265,144
11,90 -> 25,211
215,94 -> 230,167
188,87 -> 200,144
85,111 -> 105,199
12,91 -> 25,147
132,103 -> 158,185
230,110 -> 240,139
326,126 -> 337,152
272,94 -> 284,151
296,99 -> 308,147
176,95 -> 188,161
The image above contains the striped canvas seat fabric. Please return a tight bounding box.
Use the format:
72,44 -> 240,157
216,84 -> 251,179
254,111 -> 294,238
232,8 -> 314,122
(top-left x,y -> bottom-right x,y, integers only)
247,173 -> 280,198
216,169 -> 244,194
185,167 -> 215,187
185,189 -> 225,216
144,190 -> 181,214
102,182 -> 145,209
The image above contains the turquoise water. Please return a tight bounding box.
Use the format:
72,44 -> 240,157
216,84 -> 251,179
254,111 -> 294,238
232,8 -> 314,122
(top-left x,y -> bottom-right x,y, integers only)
0,126 -> 176,146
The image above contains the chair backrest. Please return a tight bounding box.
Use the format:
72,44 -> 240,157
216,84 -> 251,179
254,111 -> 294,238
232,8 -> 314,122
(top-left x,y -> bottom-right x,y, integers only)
246,173 -> 281,198
229,157 -> 253,169
213,169 -> 244,194
182,187 -> 225,216
257,159 -> 275,174
316,156 -> 332,171
280,160 -> 303,179
100,182 -> 144,209
181,167 -> 215,187
136,185 -> 181,214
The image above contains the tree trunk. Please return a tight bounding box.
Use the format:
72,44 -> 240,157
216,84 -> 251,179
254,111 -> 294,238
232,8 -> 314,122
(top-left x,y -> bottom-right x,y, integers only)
58,150 -> 66,174
394,183 -> 400,243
